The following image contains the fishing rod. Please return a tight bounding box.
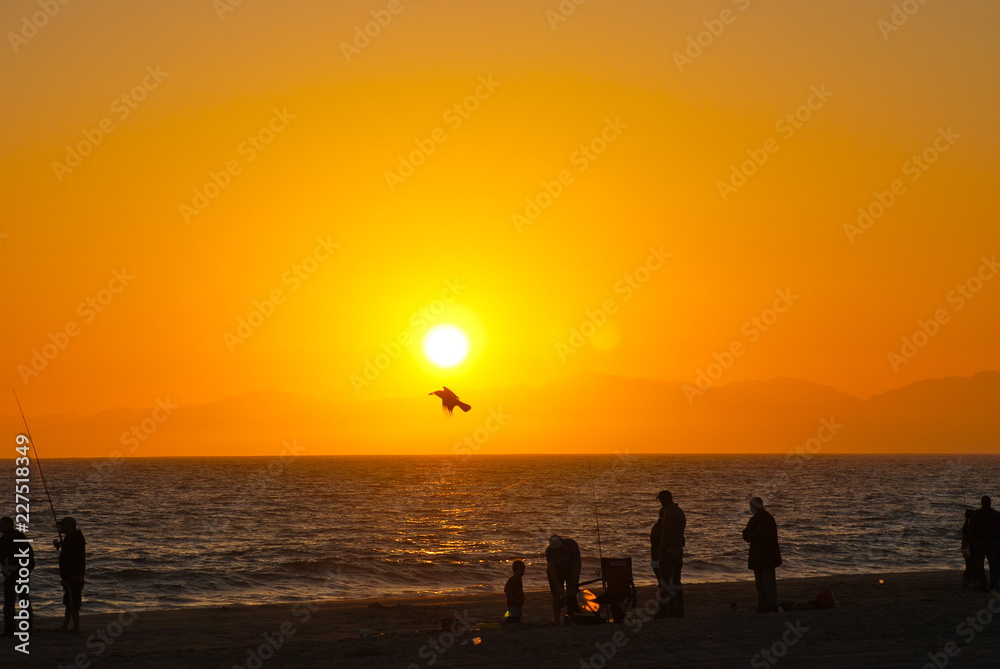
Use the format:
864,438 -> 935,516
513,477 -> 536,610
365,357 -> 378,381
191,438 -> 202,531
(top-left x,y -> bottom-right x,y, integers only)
956,460 -> 968,509
12,390 -> 62,540
585,455 -> 603,562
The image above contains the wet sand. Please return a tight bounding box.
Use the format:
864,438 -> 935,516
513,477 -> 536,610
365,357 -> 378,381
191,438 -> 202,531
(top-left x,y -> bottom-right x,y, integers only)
2,570 -> 998,668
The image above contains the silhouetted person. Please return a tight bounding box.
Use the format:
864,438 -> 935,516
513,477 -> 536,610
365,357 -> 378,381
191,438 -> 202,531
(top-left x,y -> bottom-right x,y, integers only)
502,560 -> 525,625
428,387 -> 471,416
0,517 -> 33,637
54,517 -> 85,633
743,497 -> 781,612
656,490 -> 686,617
545,535 -> 581,624
961,509 -> 975,588
968,496 -> 1000,591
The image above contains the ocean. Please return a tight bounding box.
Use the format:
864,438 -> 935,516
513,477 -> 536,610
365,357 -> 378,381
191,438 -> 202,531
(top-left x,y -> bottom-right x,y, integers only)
7,454 -> 999,615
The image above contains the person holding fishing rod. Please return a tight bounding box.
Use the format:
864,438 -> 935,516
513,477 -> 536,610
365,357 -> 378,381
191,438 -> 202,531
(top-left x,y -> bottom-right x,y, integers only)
53,518 -> 86,633
13,393 -> 87,633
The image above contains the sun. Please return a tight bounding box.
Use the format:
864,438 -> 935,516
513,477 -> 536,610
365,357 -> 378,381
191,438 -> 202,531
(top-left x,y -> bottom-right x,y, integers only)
422,325 -> 470,368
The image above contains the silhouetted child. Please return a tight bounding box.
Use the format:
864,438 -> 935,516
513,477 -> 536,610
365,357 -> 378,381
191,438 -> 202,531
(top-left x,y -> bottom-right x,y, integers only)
502,560 -> 525,625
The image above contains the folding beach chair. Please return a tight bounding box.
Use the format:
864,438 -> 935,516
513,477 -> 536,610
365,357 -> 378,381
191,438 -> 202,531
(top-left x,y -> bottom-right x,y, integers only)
577,557 -> 637,623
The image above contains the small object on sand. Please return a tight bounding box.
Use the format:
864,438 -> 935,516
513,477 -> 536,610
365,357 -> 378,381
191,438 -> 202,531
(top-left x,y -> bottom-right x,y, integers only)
429,387 -> 472,416
461,636 -> 482,646
815,589 -> 838,610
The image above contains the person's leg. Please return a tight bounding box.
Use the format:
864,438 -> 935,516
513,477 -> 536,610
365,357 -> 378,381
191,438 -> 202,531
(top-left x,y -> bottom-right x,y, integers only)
762,568 -> 778,612
674,561 -> 685,617
972,543 -> 988,590
565,573 -> 579,615
2,577 -> 14,635
753,569 -> 765,612
57,582 -> 70,631
652,567 -> 668,619
988,542 -> 1000,589
548,572 -> 562,624
661,556 -> 683,617
68,582 -> 83,632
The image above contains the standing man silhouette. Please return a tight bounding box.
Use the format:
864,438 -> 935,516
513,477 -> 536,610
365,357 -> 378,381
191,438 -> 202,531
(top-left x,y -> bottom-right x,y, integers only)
54,517 -> 86,633
657,490 -> 686,617
743,497 -> 781,612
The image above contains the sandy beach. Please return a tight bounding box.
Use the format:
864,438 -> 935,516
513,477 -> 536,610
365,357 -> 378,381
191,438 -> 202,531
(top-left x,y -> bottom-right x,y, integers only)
2,570 -> 998,668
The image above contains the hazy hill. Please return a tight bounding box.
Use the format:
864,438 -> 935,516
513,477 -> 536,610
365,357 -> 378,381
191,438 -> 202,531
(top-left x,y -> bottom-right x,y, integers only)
1,372 -> 997,457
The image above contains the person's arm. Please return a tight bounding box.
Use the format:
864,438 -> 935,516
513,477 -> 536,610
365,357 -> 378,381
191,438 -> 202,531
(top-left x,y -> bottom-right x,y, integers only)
547,560 -> 562,594
570,544 -> 581,591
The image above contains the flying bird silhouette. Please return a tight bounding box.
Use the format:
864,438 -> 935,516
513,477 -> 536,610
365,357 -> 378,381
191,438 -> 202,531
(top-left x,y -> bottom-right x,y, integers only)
429,386 -> 471,416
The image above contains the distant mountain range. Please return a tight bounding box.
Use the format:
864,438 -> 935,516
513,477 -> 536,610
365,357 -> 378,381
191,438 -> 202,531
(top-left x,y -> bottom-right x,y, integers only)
2,372 -> 997,457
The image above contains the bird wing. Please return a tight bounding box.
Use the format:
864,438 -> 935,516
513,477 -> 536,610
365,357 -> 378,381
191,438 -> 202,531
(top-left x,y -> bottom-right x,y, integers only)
441,386 -> 460,401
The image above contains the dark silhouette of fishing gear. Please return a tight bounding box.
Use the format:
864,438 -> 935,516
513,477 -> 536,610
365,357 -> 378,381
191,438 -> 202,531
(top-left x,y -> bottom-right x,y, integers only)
429,387 -> 471,416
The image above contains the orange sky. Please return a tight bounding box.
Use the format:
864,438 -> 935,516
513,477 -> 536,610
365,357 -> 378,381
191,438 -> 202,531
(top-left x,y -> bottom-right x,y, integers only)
2,0 -> 998,425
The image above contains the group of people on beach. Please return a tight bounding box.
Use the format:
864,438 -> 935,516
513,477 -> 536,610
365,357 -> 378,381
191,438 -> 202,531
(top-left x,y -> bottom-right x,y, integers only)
648,490 -> 783,617
0,517 -> 87,638
502,491 -> 783,625
961,495 -> 1000,591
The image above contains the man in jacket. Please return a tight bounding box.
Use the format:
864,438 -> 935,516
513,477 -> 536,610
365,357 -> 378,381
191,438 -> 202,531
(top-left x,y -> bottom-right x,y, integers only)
657,490 -> 686,617
743,496 -> 781,613
969,496 -> 1000,591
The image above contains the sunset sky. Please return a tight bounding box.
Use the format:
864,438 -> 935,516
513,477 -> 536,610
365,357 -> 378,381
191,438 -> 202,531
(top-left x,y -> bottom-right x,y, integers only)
2,0 -> 998,430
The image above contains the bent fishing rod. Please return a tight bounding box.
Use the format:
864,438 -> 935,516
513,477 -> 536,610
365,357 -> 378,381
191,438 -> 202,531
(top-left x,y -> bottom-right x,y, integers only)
12,390 -> 62,541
